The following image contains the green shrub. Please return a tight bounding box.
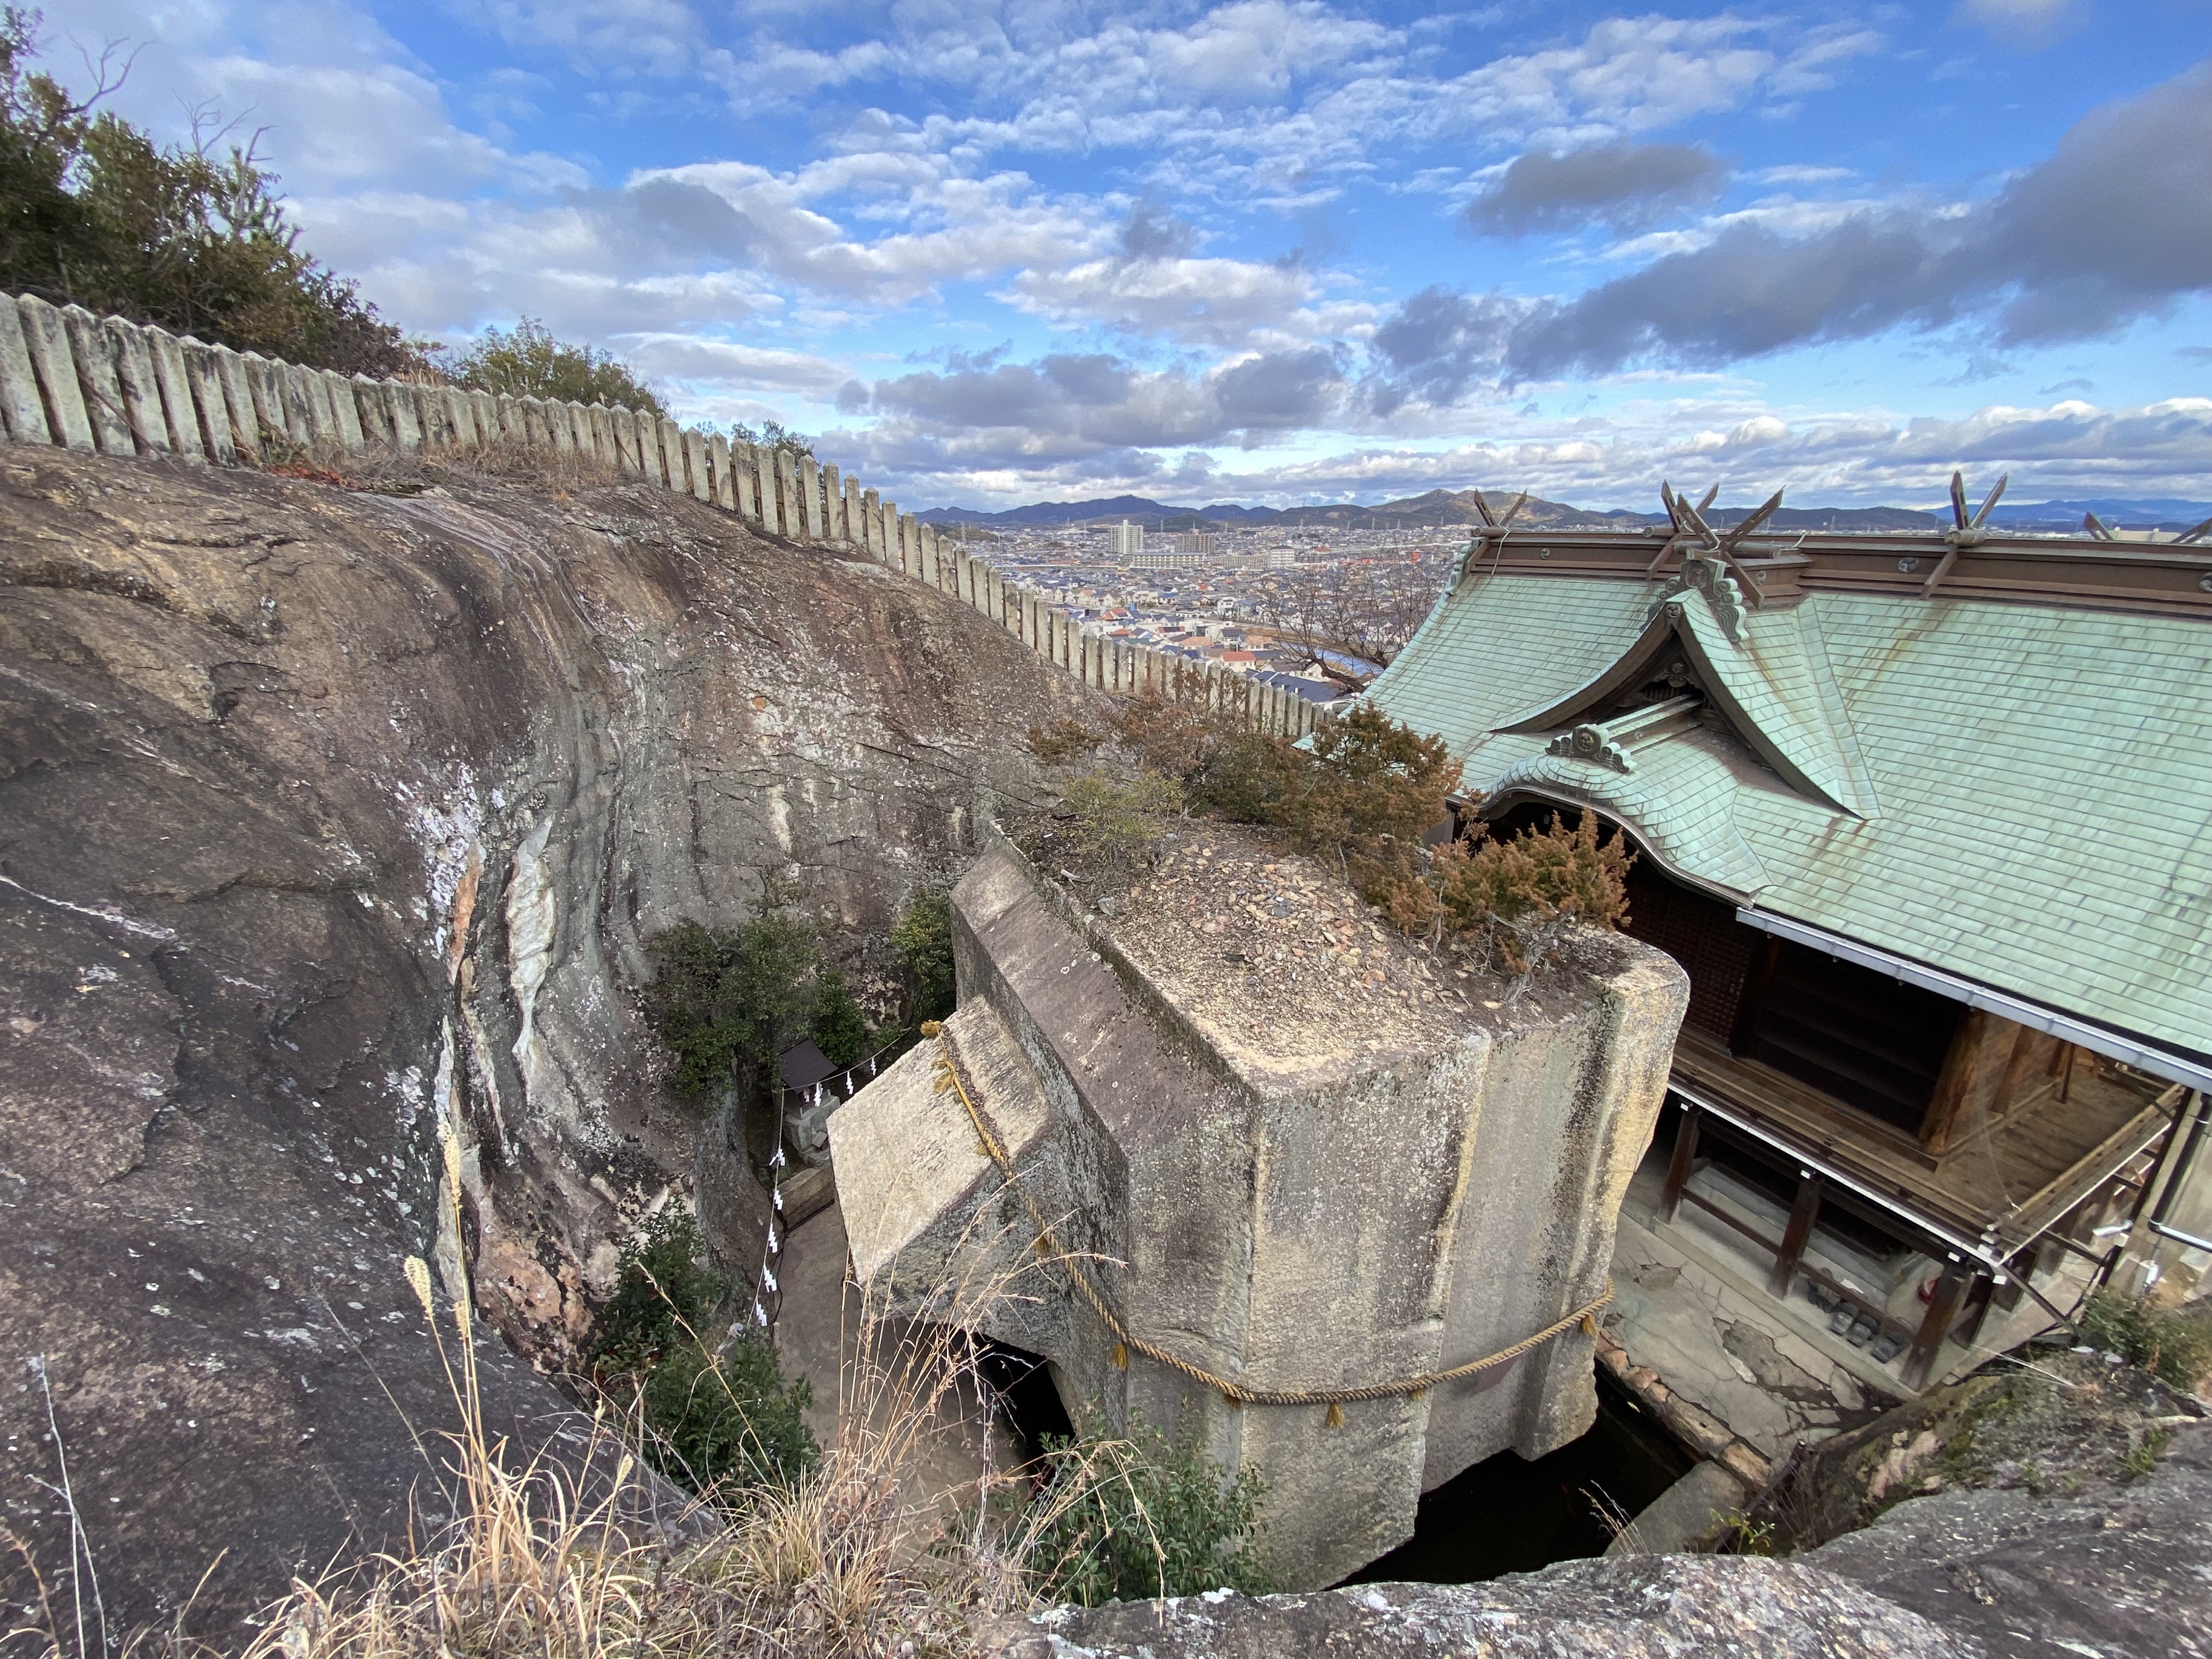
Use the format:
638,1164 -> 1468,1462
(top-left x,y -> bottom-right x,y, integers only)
808,967 -> 881,1068
593,1208 -> 729,1372
1289,702 -> 1461,852
1425,809 -> 1635,973
1112,696 -> 1455,859
2078,1291 -> 2212,1393
891,889 -> 955,1024
1059,771 -> 1184,877
1027,719 -> 1104,765
590,1211 -> 816,1500
631,1334 -> 817,1499
436,316 -> 665,416
1028,1412 -> 1270,1606
1113,692 -> 1221,781
644,900 -> 889,1101
644,913 -> 816,1099
728,418 -> 812,460
1188,730 -> 1307,824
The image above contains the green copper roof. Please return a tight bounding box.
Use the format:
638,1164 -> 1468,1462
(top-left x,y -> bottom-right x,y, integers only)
1366,565 -> 2212,1059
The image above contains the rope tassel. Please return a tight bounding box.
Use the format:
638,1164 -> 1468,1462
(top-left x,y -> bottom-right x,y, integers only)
1325,1401 -> 1343,1429
1111,1341 -> 1128,1371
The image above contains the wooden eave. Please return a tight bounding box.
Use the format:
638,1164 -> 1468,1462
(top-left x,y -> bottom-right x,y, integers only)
1672,1027 -> 2179,1255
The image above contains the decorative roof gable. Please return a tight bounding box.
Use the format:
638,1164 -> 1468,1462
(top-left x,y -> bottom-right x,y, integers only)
1360,480 -> 2212,1060
1493,554 -> 1877,819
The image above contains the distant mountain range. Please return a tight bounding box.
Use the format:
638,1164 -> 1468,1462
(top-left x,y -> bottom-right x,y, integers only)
916,489 -> 1653,533
1982,498 -> 2212,530
917,489 -> 2212,534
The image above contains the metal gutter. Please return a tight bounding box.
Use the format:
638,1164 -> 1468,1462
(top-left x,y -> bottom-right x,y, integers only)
2149,1221 -> 2212,1253
2147,1090 -> 2212,1254
1735,906 -> 2212,1096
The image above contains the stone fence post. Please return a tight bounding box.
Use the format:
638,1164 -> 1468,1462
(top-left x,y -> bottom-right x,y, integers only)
0,293 -> 1306,740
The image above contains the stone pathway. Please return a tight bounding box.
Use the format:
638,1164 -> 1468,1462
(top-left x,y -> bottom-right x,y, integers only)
774,1199 -> 1023,1520
1606,1160 -> 1897,1466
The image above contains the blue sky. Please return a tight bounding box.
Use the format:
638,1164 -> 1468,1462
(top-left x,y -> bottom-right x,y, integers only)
39,0 -> 2212,509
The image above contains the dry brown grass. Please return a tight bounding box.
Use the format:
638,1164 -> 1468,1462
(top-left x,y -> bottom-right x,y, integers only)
8,1166 -> 1247,1659
228,1228 -> 1106,1658
251,431 -> 622,502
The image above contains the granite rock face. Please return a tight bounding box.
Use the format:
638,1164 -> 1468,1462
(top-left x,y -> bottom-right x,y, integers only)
1804,1418 -> 2212,1659
832,832 -> 1688,1587
978,1421 -> 2212,1659
979,1558 -> 1970,1658
0,448 -> 1091,1634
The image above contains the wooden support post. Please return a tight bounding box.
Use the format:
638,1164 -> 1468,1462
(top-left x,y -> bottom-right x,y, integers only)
1659,1103 -> 1701,1226
1770,1171 -> 1823,1297
1958,1270 -> 1999,1352
1903,1258 -> 1972,1391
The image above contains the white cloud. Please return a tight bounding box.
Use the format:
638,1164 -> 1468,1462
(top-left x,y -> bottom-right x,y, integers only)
199,55 -> 582,193
635,156 -> 1108,304
826,391 -> 2212,511
32,0 -> 2201,520
1600,193 -> 1918,264
1956,0 -> 2084,42
450,0 -> 710,78
1138,0 -> 1395,104
1005,253 -> 1336,347
885,9 -> 1882,210
623,334 -> 852,396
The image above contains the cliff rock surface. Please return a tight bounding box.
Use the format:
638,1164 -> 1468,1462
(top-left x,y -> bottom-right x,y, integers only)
0,447 -> 1091,1634
980,1420 -> 2212,1658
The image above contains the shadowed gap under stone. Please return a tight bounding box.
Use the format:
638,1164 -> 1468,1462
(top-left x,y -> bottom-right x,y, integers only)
1344,1369 -> 1694,1585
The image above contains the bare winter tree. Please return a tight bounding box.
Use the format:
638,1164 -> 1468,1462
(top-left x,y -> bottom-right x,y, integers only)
1259,554 -> 1447,682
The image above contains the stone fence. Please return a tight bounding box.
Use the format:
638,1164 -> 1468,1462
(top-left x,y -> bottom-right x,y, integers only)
0,293 -> 1325,740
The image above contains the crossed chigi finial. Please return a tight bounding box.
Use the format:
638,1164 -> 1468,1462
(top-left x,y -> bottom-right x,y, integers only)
1646,480 -> 1785,605
1453,467 -> 2207,607
1913,470 -> 2008,596
2083,506 -> 2212,545
1451,488 -> 1529,590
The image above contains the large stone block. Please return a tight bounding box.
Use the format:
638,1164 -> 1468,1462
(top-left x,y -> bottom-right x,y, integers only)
685,428 -> 712,502
290,364 -> 334,448
779,448 -> 805,540
381,378 -> 421,451
802,453 -> 826,538
831,834 -> 1687,1588
331,371 -> 370,452
709,433 -> 736,510
757,444 -> 781,534
732,439 -> 757,517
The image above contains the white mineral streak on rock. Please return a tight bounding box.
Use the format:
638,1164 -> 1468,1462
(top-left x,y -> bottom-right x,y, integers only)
460,994 -> 514,1165
388,1062 -> 426,1135
431,1016 -> 473,1306
506,816 -> 560,1109
763,782 -> 794,854
406,764 -> 481,965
